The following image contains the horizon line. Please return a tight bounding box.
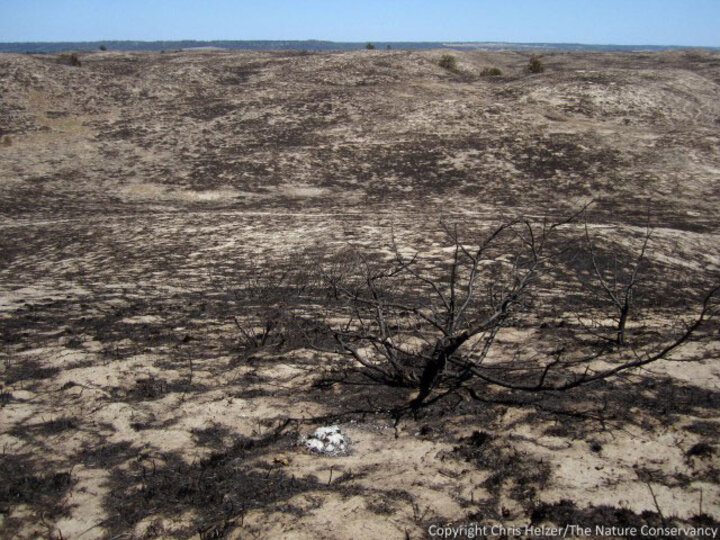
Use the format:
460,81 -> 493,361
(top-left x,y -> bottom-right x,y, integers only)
1,38 -> 717,49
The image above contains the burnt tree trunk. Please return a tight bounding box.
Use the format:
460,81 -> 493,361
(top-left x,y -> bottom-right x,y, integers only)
411,333 -> 469,409
617,302 -> 629,345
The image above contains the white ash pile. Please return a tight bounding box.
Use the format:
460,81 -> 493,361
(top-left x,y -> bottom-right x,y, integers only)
300,425 -> 349,455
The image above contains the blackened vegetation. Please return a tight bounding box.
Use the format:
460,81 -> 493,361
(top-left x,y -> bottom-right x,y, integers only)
511,135 -> 622,180
628,378 -> 720,423
1,49 -> 719,537
308,131 -> 627,202
2,302 -> 74,347
3,358 -> 60,384
9,416 -> 77,439
357,142 -> 469,194
76,441 -> 135,469
299,217 -> 718,413
0,454 -> 74,537
0,214 -> 716,536
103,430 -> 355,538
685,421 -> 720,439
111,375 -> 206,402
192,423 -> 235,450
183,100 -> 237,122
90,56 -> 146,77
365,489 -> 414,516
530,499 -> 720,539
686,442 -> 715,459
217,64 -> 264,85
450,431 -> 551,511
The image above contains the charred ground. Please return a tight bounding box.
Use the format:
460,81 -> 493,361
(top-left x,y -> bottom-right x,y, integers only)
1,48 -> 720,538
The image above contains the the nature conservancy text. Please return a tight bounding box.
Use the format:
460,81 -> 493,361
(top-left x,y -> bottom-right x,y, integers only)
427,523 -> 720,538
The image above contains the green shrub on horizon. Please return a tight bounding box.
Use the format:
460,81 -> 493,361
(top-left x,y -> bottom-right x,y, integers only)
480,67 -> 503,77
528,55 -> 545,74
439,53 -> 458,72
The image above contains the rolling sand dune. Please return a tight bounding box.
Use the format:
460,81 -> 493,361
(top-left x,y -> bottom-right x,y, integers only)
1,48 -> 719,539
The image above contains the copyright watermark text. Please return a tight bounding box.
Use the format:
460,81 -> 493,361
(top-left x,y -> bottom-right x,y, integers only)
427,523 -> 719,538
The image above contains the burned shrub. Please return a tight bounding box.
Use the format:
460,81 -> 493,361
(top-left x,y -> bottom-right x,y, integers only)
304,215 -> 717,412
230,258 -> 318,356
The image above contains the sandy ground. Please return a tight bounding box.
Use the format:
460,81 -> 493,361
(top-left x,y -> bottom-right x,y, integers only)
1,48 -> 720,539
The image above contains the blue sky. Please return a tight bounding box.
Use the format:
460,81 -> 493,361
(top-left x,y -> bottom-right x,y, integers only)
0,0 -> 718,46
